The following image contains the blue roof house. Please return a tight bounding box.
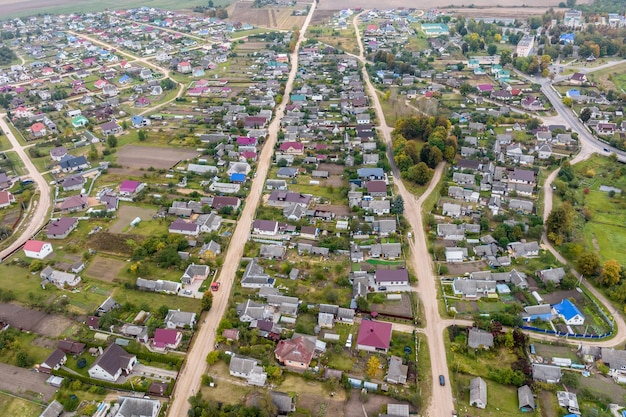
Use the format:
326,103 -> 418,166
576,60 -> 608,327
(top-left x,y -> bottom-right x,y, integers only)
559,33 -> 575,44
118,74 -> 131,84
553,299 -> 585,325
230,173 -> 246,183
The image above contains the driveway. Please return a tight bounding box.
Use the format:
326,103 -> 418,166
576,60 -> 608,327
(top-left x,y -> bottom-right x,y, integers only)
132,364 -> 178,381
0,362 -> 57,401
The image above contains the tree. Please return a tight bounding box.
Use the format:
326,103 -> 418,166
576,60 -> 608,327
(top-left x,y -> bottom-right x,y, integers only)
600,260 -> 621,287
106,134 -> 118,148
487,44 -> 498,55
366,356 -> 381,378
500,49 -> 512,66
206,350 -> 219,365
566,0 -> 576,7
562,371 -> 579,388
138,130 -> 147,141
459,83 -> 476,96
29,260 -> 43,272
407,162 -> 432,185
577,252 -> 600,276
580,107 -> 592,122
546,203 -> 574,245
16,350 -> 33,367
391,196 -> 404,215
562,97 -> 573,107
356,296 -> 369,312
88,143 -> 98,161
201,290 -> 213,311
277,158 -> 288,167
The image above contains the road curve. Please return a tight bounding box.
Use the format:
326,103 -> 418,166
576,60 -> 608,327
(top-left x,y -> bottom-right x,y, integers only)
165,3 -> 317,416
0,116 -> 51,260
352,12 -> 455,417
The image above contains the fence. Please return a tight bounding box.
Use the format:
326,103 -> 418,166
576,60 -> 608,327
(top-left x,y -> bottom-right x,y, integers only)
520,325 -> 611,339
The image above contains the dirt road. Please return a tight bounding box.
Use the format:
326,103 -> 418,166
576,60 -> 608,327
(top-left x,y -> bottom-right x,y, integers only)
352,12 -> 455,417
165,3 -> 317,416
0,116 -> 51,261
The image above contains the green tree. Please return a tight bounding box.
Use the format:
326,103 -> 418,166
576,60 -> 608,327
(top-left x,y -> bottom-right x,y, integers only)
201,290 -> 213,311
407,162 -> 432,185
391,195 -> 404,215
577,252 -> 600,276
206,350 -> 219,365
459,83 -> 476,96
546,203 -> 574,245
16,350 -> 33,367
106,134 -> 118,148
487,44 -> 498,55
580,107 -> 592,122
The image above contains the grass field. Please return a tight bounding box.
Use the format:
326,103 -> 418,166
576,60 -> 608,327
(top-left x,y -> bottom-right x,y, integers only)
586,62 -> 626,92
0,393 -> 44,417
454,374 -> 523,417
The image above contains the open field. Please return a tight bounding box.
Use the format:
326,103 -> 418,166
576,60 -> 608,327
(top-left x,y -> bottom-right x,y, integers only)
316,0 -> 591,11
0,0 -> 231,18
115,145 -> 198,171
109,205 -> 157,234
586,61 -> 626,92
0,303 -> 73,338
0,363 -> 57,402
0,392 -> 44,417
85,256 -> 127,283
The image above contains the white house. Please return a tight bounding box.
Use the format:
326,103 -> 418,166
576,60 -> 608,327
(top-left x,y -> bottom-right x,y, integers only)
88,344 -> 136,382
23,240 -> 53,259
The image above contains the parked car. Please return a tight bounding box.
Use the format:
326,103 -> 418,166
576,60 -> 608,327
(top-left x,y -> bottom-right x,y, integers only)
439,375 -> 445,386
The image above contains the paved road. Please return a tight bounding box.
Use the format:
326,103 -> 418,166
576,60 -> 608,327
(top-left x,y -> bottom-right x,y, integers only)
0,116 -> 51,261
165,3 -> 317,416
352,13 -> 455,417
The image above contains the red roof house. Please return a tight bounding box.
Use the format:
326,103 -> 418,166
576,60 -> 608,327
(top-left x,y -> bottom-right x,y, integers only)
274,335 -> 315,370
0,191 -> 15,208
278,141 -> 304,154
23,239 -> 53,259
152,328 -> 182,351
356,320 -> 392,353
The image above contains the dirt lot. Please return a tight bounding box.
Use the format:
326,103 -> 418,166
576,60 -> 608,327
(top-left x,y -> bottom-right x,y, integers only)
444,260 -> 488,275
85,255 -> 127,283
227,2 -> 306,29
109,205 -> 157,233
0,303 -> 72,337
87,232 -> 141,256
0,362 -> 57,402
318,163 -> 345,175
370,293 -> 413,319
115,145 -> 197,170
541,289 -> 584,305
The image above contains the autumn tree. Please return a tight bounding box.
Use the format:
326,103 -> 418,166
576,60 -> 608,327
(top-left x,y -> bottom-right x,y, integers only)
201,290 -> 213,311
366,355 -> 381,378
577,251 -> 600,276
600,260 -> 621,287
546,203 -> 575,245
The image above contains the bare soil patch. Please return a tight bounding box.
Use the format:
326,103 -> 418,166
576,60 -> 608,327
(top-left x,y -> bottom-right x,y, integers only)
297,393 -> 344,416
0,303 -> 72,337
0,362 -> 57,401
370,293 -> 413,318
85,256 -> 127,283
540,289 -> 584,305
115,145 -> 198,170
444,260 -> 489,275
318,163 -> 345,175
109,205 -> 157,234
227,2 -> 306,29
87,232 -> 142,256
313,204 -> 350,217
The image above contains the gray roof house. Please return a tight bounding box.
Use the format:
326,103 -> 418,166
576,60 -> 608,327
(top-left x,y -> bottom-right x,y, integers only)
518,385 -> 535,412
532,364 -> 562,383
114,397 -> 160,417
229,355 -> 267,386
601,347 -> 626,372
386,355 -> 408,384
468,328 -> 494,349
181,264 -> 210,285
260,244 -> 286,260
537,267 -> 566,285
164,310 -> 196,329
241,259 -> 275,288
39,400 -> 64,417
237,299 -> 273,323
469,377 -> 487,409
369,243 -> 402,259
270,391 -> 295,415
508,241 -> 539,258
136,278 -> 181,294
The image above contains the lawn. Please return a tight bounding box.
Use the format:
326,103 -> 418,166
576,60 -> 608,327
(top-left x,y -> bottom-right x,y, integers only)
0,393 -> 44,417
454,374 -> 524,417
366,259 -> 405,266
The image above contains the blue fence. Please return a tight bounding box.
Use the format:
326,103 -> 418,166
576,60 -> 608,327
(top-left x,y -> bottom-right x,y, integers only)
520,326 -> 612,339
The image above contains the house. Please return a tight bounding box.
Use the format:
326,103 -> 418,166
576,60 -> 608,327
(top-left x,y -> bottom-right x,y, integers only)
366,180 -> 387,197
600,347 -> 626,373
386,356 -> 408,384
59,155 -> 89,172
40,266 -> 81,288
452,278 -> 497,298
39,400 -> 64,417
222,329 -> 240,341
274,335 -> 316,370
253,219 -> 278,236
88,344 -> 137,382
523,304 -> 555,322
369,243 -> 402,259
518,385 -> 535,412
164,310 -> 196,329
113,397 -> 160,417
260,244 -> 286,260
557,391 -> 580,415
445,247 -> 468,263
60,195 -> 88,212
152,328 -> 182,351
119,180 -> 145,198
553,299 -> 585,325
276,167 -> 299,178
270,391 -> 295,415
120,324 -> 149,343
61,174 -> 85,191
100,120 -> 123,136
468,328 -> 494,349
195,212 -> 222,233
537,267 -> 566,286
229,356 -> 267,386
278,141 -> 304,154
532,364 -> 561,383
509,168 -> 535,184
570,72 -> 587,85
357,167 -> 385,180
508,241 -> 539,258
23,240 -> 53,259
30,122 -> 47,137
169,219 -> 199,236
241,258 -> 275,288
267,191 -> 311,208
181,264 -> 210,285
96,296 -> 119,316
237,299 -> 273,323
357,320 -> 392,353
50,146 -> 67,161
0,191 -> 15,208
470,377 -> 487,409
136,278 -> 181,294
39,349 -> 66,373
374,269 -> 409,287
211,196 -> 241,210
199,240 -> 221,258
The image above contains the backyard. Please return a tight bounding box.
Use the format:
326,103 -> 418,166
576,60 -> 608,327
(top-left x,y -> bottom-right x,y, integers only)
0,392 -> 44,417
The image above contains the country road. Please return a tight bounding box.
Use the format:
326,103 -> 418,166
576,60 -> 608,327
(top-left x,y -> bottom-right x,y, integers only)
165,3 -> 317,416
352,12 -> 455,417
0,116 -> 51,261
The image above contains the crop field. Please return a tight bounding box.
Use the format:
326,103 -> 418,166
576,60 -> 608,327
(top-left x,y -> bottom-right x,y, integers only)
227,2 -> 306,29
85,256 -> 127,283
317,0 -> 590,10
115,145 -> 198,171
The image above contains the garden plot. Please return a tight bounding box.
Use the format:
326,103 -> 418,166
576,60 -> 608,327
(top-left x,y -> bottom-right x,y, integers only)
85,256 -> 127,283
0,303 -> 72,337
115,145 -> 198,171
109,205 -> 157,233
